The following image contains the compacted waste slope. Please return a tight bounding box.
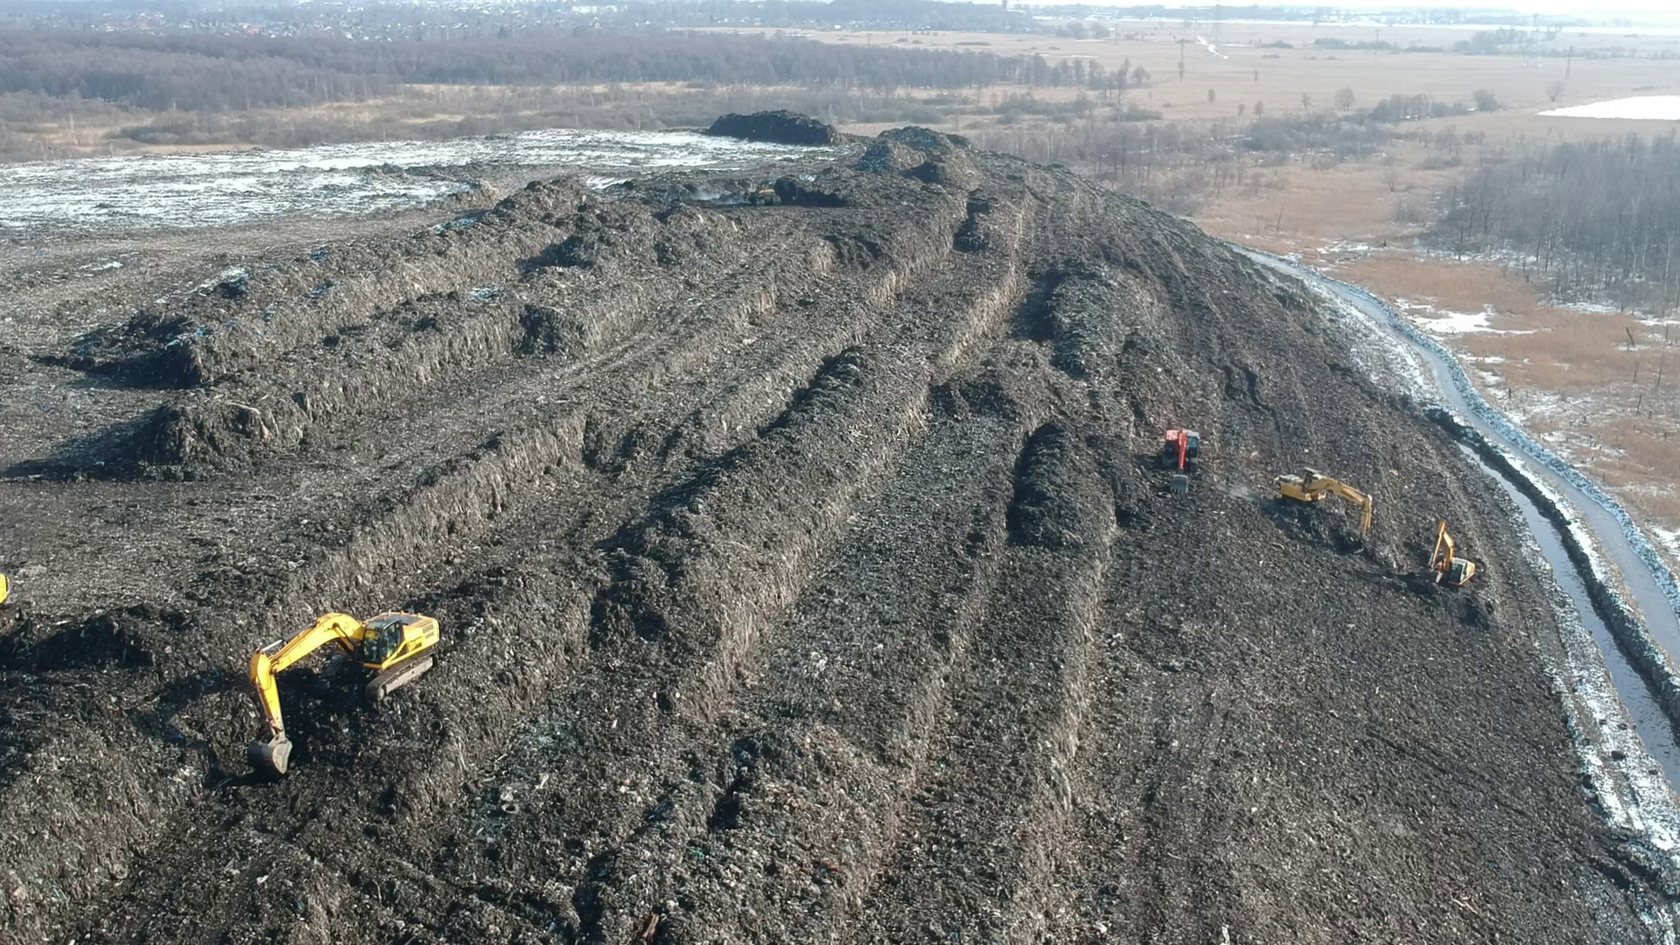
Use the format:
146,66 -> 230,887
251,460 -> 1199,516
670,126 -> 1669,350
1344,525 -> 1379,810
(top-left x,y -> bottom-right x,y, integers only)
0,123 -> 1664,944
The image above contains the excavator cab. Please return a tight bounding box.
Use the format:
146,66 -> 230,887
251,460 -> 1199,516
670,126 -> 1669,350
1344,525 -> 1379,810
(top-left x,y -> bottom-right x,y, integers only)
360,614 -> 410,665
1161,429 -> 1201,467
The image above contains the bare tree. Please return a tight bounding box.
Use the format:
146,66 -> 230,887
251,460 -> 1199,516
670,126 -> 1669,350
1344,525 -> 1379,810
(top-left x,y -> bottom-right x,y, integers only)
1334,87 -> 1355,111
1382,153 -> 1402,193
1207,88 -> 1217,104
1300,92 -> 1313,113
1546,80 -> 1566,103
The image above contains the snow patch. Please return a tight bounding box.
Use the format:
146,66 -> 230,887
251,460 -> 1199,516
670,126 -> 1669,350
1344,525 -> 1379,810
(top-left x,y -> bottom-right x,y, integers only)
1194,35 -> 1229,58
0,129 -> 829,233
1395,299 -> 1536,336
1540,96 -> 1680,121
1653,527 -> 1680,561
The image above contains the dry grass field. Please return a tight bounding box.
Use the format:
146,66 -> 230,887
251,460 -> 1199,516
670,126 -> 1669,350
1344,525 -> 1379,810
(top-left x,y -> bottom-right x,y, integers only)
771,22 -> 1677,130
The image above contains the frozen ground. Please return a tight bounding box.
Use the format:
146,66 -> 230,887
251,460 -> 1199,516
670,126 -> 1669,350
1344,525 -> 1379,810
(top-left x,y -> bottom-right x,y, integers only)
1394,298 -> 1536,335
1539,96 -> 1680,120
0,129 -> 821,232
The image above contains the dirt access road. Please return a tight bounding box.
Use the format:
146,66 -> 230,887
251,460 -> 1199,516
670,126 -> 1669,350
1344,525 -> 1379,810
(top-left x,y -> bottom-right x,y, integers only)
0,120 -> 1670,943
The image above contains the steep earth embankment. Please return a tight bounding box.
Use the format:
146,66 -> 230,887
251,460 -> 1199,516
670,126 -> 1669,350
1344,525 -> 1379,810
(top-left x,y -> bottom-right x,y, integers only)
0,120 -> 1668,943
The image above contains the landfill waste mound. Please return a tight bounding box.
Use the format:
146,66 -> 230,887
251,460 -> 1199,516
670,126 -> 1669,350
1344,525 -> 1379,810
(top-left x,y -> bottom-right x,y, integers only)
703,110 -> 845,146
0,116 -> 1667,943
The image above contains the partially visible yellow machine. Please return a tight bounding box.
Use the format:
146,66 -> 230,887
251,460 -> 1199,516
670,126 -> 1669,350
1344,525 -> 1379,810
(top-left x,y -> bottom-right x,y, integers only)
0,573 -> 8,607
1431,520 -> 1478,587
248,612 -> 440,776
1276,467 -> 1374,538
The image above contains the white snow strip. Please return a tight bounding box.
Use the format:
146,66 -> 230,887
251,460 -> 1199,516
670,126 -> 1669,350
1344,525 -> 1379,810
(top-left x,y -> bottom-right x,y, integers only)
1395,300 -> 1536,336
1540,96 -> 1680,120
0,129 -> 832,232
1194,35 -> 1229,59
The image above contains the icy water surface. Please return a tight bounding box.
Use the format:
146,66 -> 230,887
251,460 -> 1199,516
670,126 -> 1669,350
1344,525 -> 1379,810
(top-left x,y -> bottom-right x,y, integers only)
1539,96 -> 1680,120
0,129 -> 821,232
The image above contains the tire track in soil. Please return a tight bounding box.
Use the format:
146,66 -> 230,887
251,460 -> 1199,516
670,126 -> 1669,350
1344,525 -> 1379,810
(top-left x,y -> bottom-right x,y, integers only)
846,422 -> 1118,945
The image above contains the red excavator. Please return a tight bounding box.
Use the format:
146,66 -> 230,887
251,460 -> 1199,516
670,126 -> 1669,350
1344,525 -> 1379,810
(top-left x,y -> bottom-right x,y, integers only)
1162,429 -> 1201,494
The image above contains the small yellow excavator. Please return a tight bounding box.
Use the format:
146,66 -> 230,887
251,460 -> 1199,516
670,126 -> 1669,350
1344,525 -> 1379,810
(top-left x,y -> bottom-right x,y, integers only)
1275,467 -> 1374,538
0,573 -> 9,607
1431,520 -> 1478,586
248,612 -> 441,776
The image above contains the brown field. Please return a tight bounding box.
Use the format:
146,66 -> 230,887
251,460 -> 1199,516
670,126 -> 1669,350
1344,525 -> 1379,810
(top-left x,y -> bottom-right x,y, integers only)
735,22 -> 1678,134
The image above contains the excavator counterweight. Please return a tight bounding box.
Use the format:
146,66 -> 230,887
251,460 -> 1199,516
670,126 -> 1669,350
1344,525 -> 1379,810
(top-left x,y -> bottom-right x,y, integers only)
248,612 -> 440,776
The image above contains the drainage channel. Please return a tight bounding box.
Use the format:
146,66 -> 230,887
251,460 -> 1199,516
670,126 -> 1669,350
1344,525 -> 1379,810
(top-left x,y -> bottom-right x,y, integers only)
1466,445 -> 1680,784
1239,246 -> 1680,790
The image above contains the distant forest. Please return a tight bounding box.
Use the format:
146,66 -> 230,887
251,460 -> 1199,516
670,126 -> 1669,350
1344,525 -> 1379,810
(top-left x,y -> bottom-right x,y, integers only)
0,28 -> 1113,114
1436,133 -> 1680,314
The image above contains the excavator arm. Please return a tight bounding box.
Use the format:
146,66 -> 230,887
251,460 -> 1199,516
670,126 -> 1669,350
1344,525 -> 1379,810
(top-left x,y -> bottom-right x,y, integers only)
1325,481 -> 1374,537
1431,520 -> 1454,575
248,613 -> 368,775
1277,469 -> 1374,538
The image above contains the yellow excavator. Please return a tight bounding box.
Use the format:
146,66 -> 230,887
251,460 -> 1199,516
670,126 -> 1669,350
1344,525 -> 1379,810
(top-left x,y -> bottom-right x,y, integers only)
1275,467 -> 1374,538
1431,520 -> 1478,586
248,612 -> 441,776
0,573 -> 8,607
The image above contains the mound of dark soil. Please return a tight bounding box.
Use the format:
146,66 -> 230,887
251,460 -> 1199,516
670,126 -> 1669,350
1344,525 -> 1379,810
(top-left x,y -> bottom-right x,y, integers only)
704,110 -> 842,146
0,122 -> 1668,945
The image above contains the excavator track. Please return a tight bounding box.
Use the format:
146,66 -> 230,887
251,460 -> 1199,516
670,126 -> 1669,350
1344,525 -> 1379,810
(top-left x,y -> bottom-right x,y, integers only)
365,655 -> 435,703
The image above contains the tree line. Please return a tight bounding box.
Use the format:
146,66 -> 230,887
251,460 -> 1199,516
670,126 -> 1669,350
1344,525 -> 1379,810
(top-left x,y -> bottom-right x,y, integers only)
0,27 -> 1059,113
1433,132 -> 1680,316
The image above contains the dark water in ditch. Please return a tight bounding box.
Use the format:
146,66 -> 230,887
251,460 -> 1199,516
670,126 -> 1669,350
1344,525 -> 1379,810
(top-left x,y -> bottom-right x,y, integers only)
1468,447 -> 1680,784
1243,247 -> 1680,788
